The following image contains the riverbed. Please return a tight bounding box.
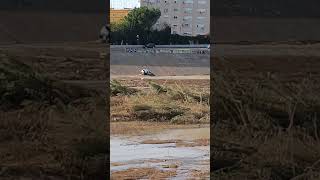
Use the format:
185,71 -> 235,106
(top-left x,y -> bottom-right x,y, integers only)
110,127 -> 210,179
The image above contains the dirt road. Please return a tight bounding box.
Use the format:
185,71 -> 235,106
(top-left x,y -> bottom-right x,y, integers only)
111,75 -> 210,80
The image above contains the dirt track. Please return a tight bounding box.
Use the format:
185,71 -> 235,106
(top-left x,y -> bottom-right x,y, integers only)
111,75 -> 210,80
110,46 -> 210,76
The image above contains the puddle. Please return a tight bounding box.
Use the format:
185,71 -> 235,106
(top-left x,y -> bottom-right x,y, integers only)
110,127 -> 210,179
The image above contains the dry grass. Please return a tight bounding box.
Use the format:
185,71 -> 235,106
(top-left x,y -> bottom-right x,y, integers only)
212,59 -> 320,179
188,169 -> 210,180
0,103 -> 107,179
176,138 -> 210,147
0,55 -> 107,179
111,162 -> 127,167
111,80 -> 209,125
111,167 -> 177,180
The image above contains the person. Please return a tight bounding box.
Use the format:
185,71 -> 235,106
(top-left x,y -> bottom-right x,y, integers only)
99,24 -> 110,43
141,69 -> 149,75
140,68 -> 154,76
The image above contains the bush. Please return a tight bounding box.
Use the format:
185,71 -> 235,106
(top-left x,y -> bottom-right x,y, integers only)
110,80 -> 138,96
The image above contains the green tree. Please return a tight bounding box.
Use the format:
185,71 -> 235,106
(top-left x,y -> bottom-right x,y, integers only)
110,7 -> 210,45
111,7 -> 161,44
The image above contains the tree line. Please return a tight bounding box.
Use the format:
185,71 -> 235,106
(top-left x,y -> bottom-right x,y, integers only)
110,7 -> 210,45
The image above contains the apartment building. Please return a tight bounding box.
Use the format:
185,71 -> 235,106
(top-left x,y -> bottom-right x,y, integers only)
110,8 -> 131,23
140,0 -> 210,36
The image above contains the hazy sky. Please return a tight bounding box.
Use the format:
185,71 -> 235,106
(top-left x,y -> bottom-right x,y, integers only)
111,0 -> 140,9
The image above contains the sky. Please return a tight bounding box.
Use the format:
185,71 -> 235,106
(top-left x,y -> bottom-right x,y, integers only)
110,0 -> 140,9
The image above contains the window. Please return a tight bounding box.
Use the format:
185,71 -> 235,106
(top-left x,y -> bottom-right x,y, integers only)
182,23 -> 192,28
184,8 -> 192,14
197,24 -> 205,28
183,0 -> 193,4
198,9 -> 206,14
183,16 -> 192,21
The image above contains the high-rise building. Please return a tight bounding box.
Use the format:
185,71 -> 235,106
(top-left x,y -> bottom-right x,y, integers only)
140,0 -> 210,36
111,0 -> 140,9
110,8 -> 131,23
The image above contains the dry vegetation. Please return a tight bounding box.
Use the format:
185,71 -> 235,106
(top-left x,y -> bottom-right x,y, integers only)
212,57 -> 320,179
110,79 -> 210,129
0,52 -> 107,179
111,167 -> 177,180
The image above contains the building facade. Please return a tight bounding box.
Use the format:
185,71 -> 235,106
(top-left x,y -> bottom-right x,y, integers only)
110,8 -> 131,23
140,0 -> 210,36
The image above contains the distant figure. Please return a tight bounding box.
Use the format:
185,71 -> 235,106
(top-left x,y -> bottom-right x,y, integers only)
99,24 -> 110,43
140,68 -> 155,76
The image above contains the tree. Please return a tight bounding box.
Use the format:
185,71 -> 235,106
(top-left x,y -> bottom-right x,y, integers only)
110,7 -> 161,44
110,7 -> 210,45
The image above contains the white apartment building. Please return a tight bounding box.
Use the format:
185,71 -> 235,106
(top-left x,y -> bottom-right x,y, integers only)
140,0 -> 210,36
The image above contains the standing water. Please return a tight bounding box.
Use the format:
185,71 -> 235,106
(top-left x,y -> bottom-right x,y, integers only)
110,128 -> 210,179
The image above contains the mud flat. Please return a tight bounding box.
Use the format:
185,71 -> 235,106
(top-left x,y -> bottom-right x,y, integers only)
110,127 -> 210,179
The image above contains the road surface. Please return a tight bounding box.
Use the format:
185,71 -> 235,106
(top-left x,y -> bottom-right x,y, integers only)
110,45 -> 210,76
